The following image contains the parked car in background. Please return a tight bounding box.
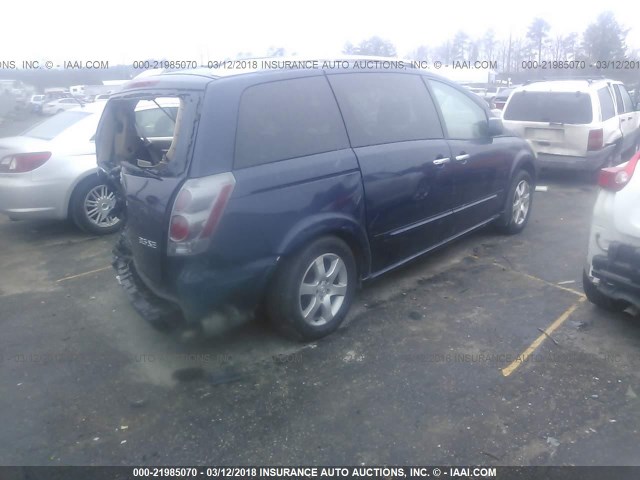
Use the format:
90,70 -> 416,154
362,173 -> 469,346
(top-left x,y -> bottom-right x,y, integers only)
0,99 -> 179,234
41,98 -> 84,115
0,102 -> 121,234
97,63 -> 537,339
584,151 -> 640,312
29,94 -> 46,113
492,86 -> 518,110
502,79 -> 640,172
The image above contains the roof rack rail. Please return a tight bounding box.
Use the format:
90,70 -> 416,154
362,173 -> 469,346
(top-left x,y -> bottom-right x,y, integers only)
523,75 -> 607,85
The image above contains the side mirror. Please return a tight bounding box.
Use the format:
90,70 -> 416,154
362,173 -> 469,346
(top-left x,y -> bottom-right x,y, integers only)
487,117 -> 504,136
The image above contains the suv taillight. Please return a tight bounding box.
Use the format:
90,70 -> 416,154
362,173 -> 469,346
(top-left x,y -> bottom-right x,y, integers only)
0,152 -> 51,173
587,129 -> 603,151
167,172 -> 236,255
598,151 -> 640,192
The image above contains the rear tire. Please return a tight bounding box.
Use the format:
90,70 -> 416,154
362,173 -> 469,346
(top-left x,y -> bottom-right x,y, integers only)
267,236 -> 357,341
70,176 -> 122,235
496,170 -> 533,235
582,269 -> 628,312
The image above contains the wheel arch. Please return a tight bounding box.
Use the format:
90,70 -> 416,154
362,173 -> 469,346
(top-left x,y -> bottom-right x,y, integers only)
65,168 -> 100,219
275,213 -> 372,281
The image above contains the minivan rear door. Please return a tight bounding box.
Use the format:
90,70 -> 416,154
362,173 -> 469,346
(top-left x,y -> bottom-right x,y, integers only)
96,90 -> 202,285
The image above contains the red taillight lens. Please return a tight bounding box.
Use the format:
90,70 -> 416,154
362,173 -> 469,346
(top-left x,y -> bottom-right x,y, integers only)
0,152 -> 51,173
201,183 -> 234,238
169,215 -> 190,242
587,129 -> 603,151
167,173 -> 236,255
598,151 -> 640,192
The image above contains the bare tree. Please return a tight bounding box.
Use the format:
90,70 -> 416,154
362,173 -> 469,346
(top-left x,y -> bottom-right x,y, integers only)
527,18 -> 551,62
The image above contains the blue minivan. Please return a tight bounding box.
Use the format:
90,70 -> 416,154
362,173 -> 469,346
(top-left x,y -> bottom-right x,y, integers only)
96,61 -> 537,340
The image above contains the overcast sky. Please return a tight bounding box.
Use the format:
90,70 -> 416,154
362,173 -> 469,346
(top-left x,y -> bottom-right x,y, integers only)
2,0 -> 638,64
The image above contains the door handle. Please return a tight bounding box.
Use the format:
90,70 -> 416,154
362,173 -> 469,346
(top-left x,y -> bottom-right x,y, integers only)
621,118 -> 626,122
433,157 -> 450,165
455,153 -> 470,162
628,116 -> 633,120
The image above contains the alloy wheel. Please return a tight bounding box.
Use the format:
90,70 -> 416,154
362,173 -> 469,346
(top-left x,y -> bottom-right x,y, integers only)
298,253 -> 348,326
512,179 -> 531,226
83,184 -> 119,229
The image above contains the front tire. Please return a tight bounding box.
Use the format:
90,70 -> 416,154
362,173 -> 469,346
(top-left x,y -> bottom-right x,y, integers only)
70,176 -> 122,235
496,170 -> 533,235
267,236 -> 357,341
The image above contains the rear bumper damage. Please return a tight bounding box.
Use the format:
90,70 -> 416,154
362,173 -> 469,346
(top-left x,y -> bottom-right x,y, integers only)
591,242 -> 640,307
112,232 -> 279,329
536,145 -> 616,171
112,235 -> 184,330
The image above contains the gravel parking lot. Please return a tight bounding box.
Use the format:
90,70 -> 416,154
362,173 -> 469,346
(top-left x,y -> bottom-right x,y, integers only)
1,117 -> 640,466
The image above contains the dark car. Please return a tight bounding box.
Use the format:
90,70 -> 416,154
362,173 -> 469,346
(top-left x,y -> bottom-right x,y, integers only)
96,61 -> 537,340
492,86 -> 519,110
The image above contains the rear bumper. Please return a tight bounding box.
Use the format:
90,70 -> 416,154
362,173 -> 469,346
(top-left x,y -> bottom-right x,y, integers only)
0,173 -> 67,220
537,145 -> 615,171
112,234 -> 278,326
590,242 -> 640,307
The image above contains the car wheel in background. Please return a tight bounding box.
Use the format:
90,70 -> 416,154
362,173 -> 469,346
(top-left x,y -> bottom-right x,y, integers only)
582,270 -> 628,312
57,109 -> 63,114
267,236 -> 357,341
496,170 -> 533,235
70,176 -> 122,235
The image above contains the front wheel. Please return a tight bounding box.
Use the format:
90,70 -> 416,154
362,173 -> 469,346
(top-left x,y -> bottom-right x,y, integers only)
70,176 -> 122,235
267,236 -> 357,341
496,170 -> 533,235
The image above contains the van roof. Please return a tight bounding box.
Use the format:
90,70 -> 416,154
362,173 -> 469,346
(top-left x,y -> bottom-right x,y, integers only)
120,56 -> 441,92
516,79 -> 620,93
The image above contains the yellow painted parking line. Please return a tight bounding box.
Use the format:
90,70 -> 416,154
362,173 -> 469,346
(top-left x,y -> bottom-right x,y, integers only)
492,262 -> 585,298
501,297 -> 586,377
55,266 -> 111,283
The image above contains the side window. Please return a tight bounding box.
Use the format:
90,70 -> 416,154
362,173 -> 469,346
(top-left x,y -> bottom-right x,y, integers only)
429,80 -> 488,140
234,76 -> 349,168
328,73 -> 443,148
598,87 -> 616,120
612,85 -> 625,114
618,85 -> 634,113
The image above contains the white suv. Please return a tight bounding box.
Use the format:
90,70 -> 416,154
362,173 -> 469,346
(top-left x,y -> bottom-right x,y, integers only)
502,79 -> 640,171
583,152 -> 640,310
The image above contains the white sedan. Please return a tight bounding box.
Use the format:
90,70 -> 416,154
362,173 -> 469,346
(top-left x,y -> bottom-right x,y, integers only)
584,151 -> 640,310
0,98 -> 179,234
41,97 -> 84,115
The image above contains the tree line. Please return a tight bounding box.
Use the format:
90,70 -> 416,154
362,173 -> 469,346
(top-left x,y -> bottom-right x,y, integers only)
342,11 -> 636,83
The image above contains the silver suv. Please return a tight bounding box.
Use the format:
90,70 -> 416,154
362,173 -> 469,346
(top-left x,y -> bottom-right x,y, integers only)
502,79 -> 640,171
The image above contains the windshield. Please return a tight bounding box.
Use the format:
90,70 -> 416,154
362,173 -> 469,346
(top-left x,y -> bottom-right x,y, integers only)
504,91 -> 593,123
21,110 -> 92,140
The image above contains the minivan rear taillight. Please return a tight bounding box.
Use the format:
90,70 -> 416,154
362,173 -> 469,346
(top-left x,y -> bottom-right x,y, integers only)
598,151 -> 640,192
167,172 -> 236,255
0,152 -> 51,173
587,129 -> 603,151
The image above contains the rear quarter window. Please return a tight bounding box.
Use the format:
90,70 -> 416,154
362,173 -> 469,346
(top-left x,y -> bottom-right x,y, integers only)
504,91 -> 593,124
234,76 -> 349,168
598,87 -> 616,120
